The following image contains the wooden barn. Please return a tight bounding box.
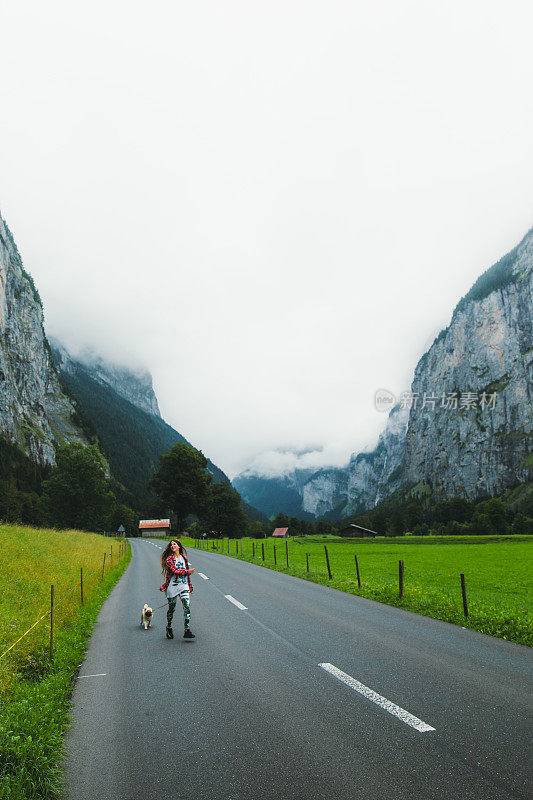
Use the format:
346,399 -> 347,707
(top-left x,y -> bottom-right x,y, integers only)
272,527 -> 289,538
138,519 -> 171,538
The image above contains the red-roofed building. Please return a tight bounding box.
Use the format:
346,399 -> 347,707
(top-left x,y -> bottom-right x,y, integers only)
272,527 -> 289,538
138,519 -> 171,538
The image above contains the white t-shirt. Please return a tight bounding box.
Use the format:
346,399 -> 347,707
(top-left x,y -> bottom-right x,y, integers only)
166,554 -> 190,599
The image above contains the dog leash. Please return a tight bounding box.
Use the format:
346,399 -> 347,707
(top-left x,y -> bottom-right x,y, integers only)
154,592 -> 193,610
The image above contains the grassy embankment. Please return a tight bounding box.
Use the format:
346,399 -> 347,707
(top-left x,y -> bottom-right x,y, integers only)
0,524 -> 131,800
183,534 -> 533,647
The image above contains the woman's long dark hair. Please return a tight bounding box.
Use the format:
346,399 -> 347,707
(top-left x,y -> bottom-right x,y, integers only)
161,539 -> 188,573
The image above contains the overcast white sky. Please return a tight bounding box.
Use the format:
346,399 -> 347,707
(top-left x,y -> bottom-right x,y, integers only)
1,1 -> 532,478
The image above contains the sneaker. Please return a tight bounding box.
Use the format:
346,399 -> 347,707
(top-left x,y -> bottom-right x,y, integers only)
166,626 -> 174,639
183,629 -> 195,639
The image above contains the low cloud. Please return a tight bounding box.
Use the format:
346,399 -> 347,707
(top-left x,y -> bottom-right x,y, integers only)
242,441 -> 367,479
2,1 -> 532,481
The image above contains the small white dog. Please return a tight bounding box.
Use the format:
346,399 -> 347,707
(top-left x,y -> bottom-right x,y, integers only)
140,604 -> 153,630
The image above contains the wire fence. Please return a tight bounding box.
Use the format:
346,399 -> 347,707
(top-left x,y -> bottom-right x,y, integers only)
0,538 -> 129,668
194,535 -> 477,618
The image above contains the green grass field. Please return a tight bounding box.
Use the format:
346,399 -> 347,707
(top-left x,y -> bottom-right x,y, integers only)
183,534 -> 533,647
0,524 -> 131,800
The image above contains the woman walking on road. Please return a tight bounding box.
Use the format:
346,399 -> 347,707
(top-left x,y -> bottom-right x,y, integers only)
160,539 -> 196,639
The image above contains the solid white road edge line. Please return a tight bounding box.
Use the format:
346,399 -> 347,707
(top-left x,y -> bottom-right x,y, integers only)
77,673 -> 107,678
199,573 -> 209,580
225,594 -> 248,610
319,663 -> 435,733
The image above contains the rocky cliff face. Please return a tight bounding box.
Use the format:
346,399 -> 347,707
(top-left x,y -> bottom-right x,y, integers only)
0,213 -> 87,464
300,467 -> 348,519
50,339 -> 161,418
302,403 -> 410,518
50,342 -> 233,501
234,228 -> 532,518
234,404 -> 408,521
233,468 -> 318,520
402,228 -> 532,498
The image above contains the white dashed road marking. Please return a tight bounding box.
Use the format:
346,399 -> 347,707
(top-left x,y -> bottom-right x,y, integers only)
225,595 -> 248,610
319,663 -> 435,733
78,673 -> 107,679
141,540 -> 436,734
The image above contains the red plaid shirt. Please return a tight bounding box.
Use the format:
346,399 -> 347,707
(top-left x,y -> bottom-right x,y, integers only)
160,553 -> 193,593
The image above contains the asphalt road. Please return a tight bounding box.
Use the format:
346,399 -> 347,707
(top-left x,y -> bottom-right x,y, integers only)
63,538 -> 533,800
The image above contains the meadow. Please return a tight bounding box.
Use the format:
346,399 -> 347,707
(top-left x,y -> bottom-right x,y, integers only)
0,524 -> 130,800
183,534 -> 533,647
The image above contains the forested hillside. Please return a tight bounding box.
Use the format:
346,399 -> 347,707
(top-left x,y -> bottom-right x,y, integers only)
57,365 -> 229,502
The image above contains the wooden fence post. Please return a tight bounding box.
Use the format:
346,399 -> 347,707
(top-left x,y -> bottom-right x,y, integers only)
80,567 -> 84,605
227,538 -> 230,554
306,552 -> 310,572
324,546 -> 332,579
111,545 -> 113,568
261,542 -> 265,561
101,552 -> 106,581
273,545 -> 277,565
236,539 -> 239,556
252,543 -> 255,558
240,538 -> 243,556
399,559 -> 404,598
286,539 -> 289,567
460,573 -> 468,617
354,554 -> 361,587
50,585 -> 54,662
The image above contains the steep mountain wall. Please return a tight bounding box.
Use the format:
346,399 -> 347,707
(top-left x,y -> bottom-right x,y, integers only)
233,468 -> 319,520
234,404 -> 408,521
302,403 -> 410,518
51,344 -> 231,502
0,213 -> 87,463
51,339 -> 161,417
233,228 -> 532,518
402,228 -> 532,498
